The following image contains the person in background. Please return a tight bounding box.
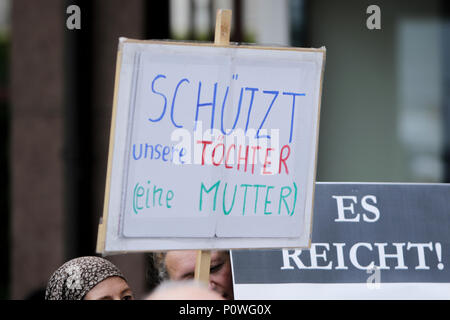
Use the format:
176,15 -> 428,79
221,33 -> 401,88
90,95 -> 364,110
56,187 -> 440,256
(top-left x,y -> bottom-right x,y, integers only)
45,256 -> 134,300
146,279 -> 224,300
154,250 -> 234,300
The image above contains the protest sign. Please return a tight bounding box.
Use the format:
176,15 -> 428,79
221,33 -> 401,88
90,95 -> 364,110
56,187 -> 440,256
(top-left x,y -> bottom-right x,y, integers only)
96,37 -> 325,254
231,182 -> 450,299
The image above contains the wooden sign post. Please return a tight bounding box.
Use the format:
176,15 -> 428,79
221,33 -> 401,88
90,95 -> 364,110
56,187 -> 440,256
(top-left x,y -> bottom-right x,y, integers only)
194,9 -> 232,285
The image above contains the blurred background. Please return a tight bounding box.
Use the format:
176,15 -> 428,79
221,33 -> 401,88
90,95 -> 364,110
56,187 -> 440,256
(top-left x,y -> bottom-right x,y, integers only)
0,0 -> 448,299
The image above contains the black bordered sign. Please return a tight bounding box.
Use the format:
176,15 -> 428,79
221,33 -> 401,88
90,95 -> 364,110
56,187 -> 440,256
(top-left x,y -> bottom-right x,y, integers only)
231,182 -> 450,299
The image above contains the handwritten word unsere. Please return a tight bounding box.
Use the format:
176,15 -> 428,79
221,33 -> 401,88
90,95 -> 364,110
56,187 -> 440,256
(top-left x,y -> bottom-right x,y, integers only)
132,142 -> 187,164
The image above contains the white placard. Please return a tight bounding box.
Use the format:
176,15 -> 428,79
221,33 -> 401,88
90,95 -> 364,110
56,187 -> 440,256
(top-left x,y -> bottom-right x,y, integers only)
99,39 -> 325,254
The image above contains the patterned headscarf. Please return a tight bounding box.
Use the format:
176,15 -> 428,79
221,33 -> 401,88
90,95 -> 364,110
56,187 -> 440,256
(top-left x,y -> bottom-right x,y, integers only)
45,256 -> 126,300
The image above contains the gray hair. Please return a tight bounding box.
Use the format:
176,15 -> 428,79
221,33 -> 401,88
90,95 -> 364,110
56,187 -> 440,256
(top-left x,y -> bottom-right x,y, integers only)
152,252 -> 169,282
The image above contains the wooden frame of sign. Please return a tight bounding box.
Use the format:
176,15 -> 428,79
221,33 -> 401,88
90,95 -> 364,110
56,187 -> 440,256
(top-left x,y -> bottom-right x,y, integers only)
96,10 -> 326,282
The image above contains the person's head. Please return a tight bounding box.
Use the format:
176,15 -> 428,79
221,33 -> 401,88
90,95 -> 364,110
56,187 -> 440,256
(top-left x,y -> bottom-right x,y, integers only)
146,280 -> 224,300
45,256 -> 134,300
154,250 -> 234,300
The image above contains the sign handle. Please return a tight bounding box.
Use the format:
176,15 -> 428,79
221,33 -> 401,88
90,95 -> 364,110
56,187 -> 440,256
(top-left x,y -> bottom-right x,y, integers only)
194,249 -> 212,284
194,9 -> 232,285
214,9 -> 232,45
